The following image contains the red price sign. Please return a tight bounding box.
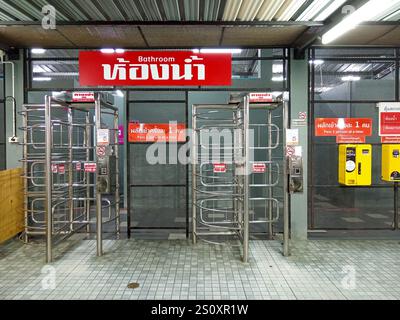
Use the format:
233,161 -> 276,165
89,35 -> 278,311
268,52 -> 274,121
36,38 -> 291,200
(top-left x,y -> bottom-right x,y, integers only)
72,92 -> 95,102
315,118 -> 372,136
249,92 -> 273,103
252,163 -> 266,173
84,163 -> 97,173
58,164 -> 65,174
213,163 -> 227,173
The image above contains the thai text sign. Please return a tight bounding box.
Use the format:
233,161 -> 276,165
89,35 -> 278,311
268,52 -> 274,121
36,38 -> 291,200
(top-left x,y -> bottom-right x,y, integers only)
128,123 -> 186,142
315,118 -> 372,136
79,51 -> 232,86
377,102 -> 400,136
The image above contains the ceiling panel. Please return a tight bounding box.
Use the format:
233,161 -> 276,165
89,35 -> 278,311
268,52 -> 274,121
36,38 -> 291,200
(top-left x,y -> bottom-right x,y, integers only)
57,25 -> 147,47
141,25 -> 223,47
367,26 -> 400,45
0,26 -> 72,47
221,25 -> 307,46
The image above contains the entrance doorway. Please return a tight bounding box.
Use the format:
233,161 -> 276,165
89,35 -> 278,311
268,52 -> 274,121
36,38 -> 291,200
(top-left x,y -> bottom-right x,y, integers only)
127,90 -> 287,241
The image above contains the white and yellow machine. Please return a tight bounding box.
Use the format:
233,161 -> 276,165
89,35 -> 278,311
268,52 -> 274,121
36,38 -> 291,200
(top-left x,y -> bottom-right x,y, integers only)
338,144 -> 372,186
381,144 -> 400,181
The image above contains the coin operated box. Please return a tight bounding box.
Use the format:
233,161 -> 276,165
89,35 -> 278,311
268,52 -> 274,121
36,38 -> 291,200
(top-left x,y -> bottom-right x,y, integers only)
288,155 -> 303,193
96,150 -> 116,194
338,144 -> 372,186
381,144 -> 400,181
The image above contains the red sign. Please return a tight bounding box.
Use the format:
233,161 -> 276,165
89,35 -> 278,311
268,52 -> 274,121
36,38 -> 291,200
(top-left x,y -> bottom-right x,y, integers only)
84,163 -> 97,173
79,51 -> 232,87
315,118 -> 372,136
381,136 -> 400,143
75,162 -> 81,171
72,92 -> 95,102
336,136 -> 366,144
249,92 -> 273,103
252,163 -> 266,173
51,164 -> 58,173
299,112 -> 307,120
58,164 -> 65,174
213,163 -> 227,173
286,146 -> 295,157
379,112 -> 400,136
128,123 -> 186,142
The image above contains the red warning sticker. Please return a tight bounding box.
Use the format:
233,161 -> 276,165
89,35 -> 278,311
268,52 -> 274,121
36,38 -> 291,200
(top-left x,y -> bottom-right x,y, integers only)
252,163 -> 266,173
84,163 -> 97,173
51,164 -> 58,174
213,163 -> 227,173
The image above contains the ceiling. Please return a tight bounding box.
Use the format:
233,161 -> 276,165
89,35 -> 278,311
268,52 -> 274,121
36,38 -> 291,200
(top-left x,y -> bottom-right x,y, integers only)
0,0 -> 399,49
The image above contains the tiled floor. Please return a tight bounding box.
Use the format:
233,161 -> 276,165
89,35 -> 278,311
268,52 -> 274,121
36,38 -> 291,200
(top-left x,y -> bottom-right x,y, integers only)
0,237 -> 399,300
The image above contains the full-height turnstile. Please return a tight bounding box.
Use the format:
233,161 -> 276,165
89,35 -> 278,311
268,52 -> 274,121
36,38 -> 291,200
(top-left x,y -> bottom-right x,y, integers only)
192,94 -> 289,262
20,93 -> 120,263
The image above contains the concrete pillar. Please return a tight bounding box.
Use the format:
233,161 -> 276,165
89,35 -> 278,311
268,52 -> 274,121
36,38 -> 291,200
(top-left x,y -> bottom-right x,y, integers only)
289,50 -> 308,240
5,49 -> 24,169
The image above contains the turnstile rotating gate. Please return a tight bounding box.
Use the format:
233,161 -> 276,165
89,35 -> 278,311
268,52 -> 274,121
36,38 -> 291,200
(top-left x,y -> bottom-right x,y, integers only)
192,94 -> 289,262
20,93 -> 120,263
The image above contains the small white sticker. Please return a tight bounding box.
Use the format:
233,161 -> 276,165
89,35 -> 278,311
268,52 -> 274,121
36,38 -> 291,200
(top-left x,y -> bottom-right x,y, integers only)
97,129 -> 110,146
286,129 -> 299,146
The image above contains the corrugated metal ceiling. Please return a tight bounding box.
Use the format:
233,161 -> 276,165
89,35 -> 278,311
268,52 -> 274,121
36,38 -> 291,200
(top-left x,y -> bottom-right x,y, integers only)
1,0 -> 398,22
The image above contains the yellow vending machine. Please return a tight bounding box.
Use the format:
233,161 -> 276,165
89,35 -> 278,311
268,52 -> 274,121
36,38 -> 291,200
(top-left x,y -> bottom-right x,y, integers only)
381,144 -> 400,181
338,144 -> 372,186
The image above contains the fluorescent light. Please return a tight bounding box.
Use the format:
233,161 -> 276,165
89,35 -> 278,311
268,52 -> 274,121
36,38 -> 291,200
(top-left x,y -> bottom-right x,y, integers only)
310,59 -> 324,65
314,0 -> 347,21
315,87 -> 333,93
115,49 -> 125,53
193,48 -> 242,54
115,90 -> 124,97
100,48 -> 115,53
322,0 -> 400,44
341,75 -> 361,81
31,48 -> 46,54
33,77 -> 52,81
32,65 -> 45,73
273,64 -> 283,73
271,76 -> 285,82
52,91 -> 64,97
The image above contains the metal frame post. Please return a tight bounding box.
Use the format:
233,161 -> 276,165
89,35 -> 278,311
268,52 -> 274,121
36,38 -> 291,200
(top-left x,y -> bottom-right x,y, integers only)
192,104 -> 197,244
283,100 -> 290,257
95,94 -> 103,256
85,111 -> 91,233
45,95 -> 53,263
68,107 -> 74,232
243,96 -> 250,263
114,110 -> 120,235
267,109 -> 273,239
